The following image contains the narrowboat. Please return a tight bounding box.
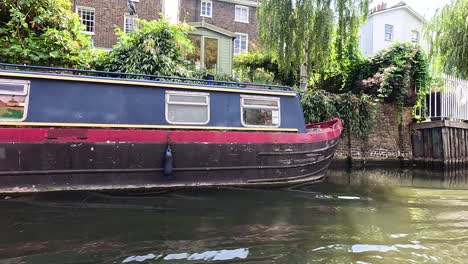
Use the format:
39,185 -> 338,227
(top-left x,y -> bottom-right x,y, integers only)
0,63 -> 342,193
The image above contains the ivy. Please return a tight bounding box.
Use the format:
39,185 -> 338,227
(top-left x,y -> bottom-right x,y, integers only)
342,42 -> 430,122
300,89 -> 376,140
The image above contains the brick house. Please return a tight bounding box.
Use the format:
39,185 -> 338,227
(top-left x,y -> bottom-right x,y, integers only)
72,0 -> 162,49
179,0 -> 259,53
72,0 -> 259,74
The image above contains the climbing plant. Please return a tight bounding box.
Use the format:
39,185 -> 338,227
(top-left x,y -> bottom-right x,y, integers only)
300,89 -> 376,140
342,42 -> 430,121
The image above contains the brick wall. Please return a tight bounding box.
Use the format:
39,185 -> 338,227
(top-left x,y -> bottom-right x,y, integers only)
180,0 -> 259,49
73,0 -> 161,49
335,103 -> 413,162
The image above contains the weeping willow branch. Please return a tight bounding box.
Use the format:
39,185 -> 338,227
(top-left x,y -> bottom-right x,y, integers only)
257,0 -> 369,89
427,0 -> 468,78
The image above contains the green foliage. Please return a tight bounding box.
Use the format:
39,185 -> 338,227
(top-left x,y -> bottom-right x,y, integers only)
344,42 -> 430,117
233,51 -> 298,86
0,0 -> 94,68
333,0 -> 369,72
95,19 -> 196,77
427,0 -> 468,78
257,0 -> 369,87
300,43 -> 430,138
300,89 -> 376,140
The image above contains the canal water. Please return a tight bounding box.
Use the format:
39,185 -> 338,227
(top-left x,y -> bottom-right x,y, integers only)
1,167 -> 468,263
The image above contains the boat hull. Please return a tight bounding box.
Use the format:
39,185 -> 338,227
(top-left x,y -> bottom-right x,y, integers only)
0,130 -> 340,193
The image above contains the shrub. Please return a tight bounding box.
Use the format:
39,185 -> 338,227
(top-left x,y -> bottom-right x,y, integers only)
0,0 -> 94,68
233,51 -> 298,86
95,19 -> 196,77
300,89 -> 377,140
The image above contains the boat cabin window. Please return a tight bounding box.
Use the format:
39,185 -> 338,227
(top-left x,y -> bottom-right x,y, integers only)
241,95 -> 280,127
0,79 -> 30,121
165,91 -> 210,125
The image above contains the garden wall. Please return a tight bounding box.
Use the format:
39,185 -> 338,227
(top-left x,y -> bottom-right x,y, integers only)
335,103 -> 413,163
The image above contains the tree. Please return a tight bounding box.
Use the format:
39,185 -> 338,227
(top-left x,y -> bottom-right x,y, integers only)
0,0 -> 93,68
257,0 -> 369,89
427,0 -> 468,78
95,19 -> 195,77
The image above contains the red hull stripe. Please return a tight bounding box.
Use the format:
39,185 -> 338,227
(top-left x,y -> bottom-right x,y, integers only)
0,127 -> 341,144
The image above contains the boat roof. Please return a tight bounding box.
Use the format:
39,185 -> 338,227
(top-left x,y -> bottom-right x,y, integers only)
0,63 -> 296,95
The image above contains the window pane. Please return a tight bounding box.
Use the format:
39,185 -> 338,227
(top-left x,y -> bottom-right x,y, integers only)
234,34 -> 248,54
167,105 -> 208,123
187,35 -> 201,66
125,15 -> 137,33
77,7 -> 95,33
204,38 -> 218,71
243,109 -> 279,126
169,94 -> 207,104
0,83 -> 25,94
244,99 -> 278,107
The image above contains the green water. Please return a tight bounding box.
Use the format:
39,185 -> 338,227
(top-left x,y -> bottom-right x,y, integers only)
1,168 -> 468,263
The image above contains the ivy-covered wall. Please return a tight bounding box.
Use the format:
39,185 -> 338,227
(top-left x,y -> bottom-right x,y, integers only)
335,103 -> 413,163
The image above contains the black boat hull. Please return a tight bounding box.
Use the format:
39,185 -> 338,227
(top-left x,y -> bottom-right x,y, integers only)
0,138 -> 339,193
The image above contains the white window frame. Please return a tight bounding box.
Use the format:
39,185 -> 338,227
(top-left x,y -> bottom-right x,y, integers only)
201,0 -> 213,18
124,14 -> 138,34
235,5 -> 249,23
240,95 -> 281,128
165,91 -> 210,125
76,6 -> 96,35
384,24 -> 393,41
411,30 -> 419,43
0,79 -> 30,122
234,33 -> 248,55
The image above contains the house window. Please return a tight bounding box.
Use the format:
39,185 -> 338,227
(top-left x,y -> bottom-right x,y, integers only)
76,6 -> 95,34
234,33 -> 248,54
166,91 -> 210,125
124,14 -> 138,34
241,95 -> 280,127
204,37 -> 218,71
411,30 -> 419,43
385,24 -> 393,41
0,79 -> 30,121
235,5 -> 249,23
201,0 -> 212,17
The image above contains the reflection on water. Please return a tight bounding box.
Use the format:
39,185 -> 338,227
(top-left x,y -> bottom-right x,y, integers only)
122,248 -> 249,263
1,166 -> 468,263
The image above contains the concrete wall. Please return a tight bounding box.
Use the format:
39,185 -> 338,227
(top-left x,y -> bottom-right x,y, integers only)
360,7 -> 428,57
335,103 -> 413,163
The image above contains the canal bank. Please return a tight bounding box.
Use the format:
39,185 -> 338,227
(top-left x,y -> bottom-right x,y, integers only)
334,102 -> 413,166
